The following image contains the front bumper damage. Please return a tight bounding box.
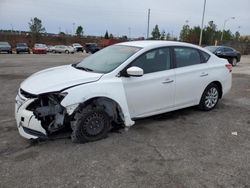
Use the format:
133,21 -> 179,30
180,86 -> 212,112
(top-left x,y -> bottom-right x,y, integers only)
15,89 -> 71,140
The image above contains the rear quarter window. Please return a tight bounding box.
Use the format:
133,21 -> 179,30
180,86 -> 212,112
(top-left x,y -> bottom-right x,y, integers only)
200,50 -> 210,63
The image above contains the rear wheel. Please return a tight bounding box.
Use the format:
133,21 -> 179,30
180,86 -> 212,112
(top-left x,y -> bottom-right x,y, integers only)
199,83 -> 219,111
65,50 -> 69,54
71,105 -> 111,143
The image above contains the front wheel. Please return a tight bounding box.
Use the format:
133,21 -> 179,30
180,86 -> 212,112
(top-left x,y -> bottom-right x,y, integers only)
71,105 -> 111,143
198,83 -> 219,111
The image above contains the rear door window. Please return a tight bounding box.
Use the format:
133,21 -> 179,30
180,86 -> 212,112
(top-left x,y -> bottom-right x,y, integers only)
174,47 -> 201,68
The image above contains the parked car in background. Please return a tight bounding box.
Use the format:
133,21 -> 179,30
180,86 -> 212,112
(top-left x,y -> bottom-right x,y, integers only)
46,45 -> 55,53
84,43 -> 101,54
52,45 -> 75,54
32,43 -> 47,54
0,41 -> 12,54
15,41 -> 232,143
16,43 -> 30,54
204,46 -> 241,66
72,43 -> 83,52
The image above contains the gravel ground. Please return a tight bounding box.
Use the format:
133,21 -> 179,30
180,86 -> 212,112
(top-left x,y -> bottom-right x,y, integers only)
0,53 -> 250,188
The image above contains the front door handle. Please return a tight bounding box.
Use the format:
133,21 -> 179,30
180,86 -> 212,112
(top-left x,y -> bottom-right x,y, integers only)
162,79 -> 174,84
200,73 -> 208,77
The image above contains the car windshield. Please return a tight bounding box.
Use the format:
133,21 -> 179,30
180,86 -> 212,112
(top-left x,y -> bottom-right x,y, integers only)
0,42 -> 9,46
17,43 -> 27,47
76,45 -> 141,73
35,44 -> 46,48
73,43 -> 81,46
204,46 -> 219,53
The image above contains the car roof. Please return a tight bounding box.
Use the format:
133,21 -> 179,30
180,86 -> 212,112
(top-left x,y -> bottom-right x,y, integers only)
116,40 -> 202,49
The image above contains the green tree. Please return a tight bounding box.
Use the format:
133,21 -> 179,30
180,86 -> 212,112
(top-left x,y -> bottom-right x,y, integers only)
104,30 -> 109,39
160,30 -> 166,40
109,33 -> 114,39
29,17 -> 45,42
234,31 -> 240,41
75,26 -> 84,36
166,32 -> 171,40
151,25 -> 161,40
179,24 -> 190,42
203,21 -> 217,45
59,31 -> 66,36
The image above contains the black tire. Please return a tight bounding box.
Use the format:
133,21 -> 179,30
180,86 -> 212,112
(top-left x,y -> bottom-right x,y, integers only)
16,51 -> 19,54
231,57 -> 237,67
65,50 -> 69,54
52,50 -> 56,54
198,83 -> 219,111
71,105 -> 111,143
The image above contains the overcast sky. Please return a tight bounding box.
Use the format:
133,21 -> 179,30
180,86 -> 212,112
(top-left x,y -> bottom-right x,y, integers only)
0,0 -> 249,38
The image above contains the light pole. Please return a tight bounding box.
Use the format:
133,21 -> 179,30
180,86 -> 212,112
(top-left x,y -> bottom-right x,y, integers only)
220,17 -> 235,41
147,8 -> 150,39
199,0 -> 206,46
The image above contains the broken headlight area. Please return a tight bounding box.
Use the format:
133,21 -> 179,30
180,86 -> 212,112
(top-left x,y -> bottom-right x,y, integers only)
26,92 -> 70,134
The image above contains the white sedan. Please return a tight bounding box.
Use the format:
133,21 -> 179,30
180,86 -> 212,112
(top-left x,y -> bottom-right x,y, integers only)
15,41 -> 232,143
52,45 -> 75,54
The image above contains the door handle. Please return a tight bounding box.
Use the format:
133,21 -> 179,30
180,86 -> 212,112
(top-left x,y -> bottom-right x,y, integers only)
200,73 -> 208,77
162,79 -> 174,84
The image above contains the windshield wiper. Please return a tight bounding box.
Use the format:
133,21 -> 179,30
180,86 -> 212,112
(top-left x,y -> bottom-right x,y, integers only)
72,64 -> 93,72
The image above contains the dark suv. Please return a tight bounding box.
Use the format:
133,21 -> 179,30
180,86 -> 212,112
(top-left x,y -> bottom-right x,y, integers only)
205,46 -> 241,66
0,42 -> 12,54
16,43 -> 30,54
84,43 -> 101,54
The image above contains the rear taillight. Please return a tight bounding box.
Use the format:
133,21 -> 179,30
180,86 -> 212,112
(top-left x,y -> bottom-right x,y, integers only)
225,64 -> 232,72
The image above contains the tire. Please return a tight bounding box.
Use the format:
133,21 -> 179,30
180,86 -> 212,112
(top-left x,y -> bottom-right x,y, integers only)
16,51 -> 19,54
52,50 -> 56,54
71,105 -> 111,143
65,50 -> 69,54
198,83 -> 219,111
231,58 -> 237,67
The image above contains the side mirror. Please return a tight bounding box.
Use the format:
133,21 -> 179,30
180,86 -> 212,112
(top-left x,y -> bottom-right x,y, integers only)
126,66 -> 144,77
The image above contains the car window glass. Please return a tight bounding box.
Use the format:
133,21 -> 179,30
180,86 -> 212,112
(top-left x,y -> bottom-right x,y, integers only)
174,47 -> 201,68
200,50 -> 210,63
224,48 -> 233,52
130,48 -> 171,74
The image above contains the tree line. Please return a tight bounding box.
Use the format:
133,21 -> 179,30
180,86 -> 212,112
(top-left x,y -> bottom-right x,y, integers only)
27,17 -> 249,45
151,21 -> 249,45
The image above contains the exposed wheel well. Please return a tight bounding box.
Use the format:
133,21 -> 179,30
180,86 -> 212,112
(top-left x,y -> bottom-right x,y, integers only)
210,81 -> 223,98
74,97 -> 125,126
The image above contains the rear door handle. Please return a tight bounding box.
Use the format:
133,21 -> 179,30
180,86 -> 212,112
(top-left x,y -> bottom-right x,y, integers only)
200,73 -> 208,77
162,78 -> 174,84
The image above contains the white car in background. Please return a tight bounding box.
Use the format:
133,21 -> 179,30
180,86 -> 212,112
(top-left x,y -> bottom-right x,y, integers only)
52,45 -> 75,54
72,43 -> 83,52
15,41 -> 232,143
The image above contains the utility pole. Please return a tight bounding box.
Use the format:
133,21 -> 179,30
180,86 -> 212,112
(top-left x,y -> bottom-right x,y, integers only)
199,0 -> 206,46
147,9 -> 150,39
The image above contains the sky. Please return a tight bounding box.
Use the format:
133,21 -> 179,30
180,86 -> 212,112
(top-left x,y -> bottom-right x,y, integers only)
0,0 -> 249,38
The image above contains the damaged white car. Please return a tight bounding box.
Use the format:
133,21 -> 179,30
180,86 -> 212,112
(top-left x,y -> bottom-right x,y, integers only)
15,41 -> 232,143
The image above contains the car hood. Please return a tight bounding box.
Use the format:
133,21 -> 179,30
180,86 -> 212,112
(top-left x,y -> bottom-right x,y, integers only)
21,65 -> 103,95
